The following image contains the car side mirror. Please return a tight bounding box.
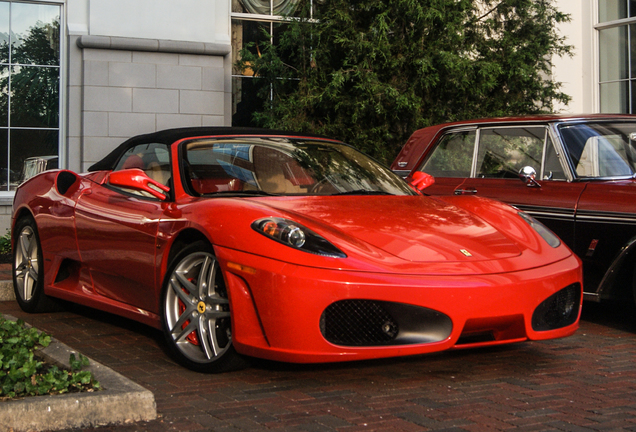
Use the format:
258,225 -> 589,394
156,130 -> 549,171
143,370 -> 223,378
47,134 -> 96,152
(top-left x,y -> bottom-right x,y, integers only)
519,166 -> 541,188
108,168 -> 170,200
409,171 -> 435,191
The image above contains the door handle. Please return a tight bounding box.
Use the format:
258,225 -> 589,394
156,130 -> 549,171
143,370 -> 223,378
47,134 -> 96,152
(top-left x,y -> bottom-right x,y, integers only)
454,188 -> 477,195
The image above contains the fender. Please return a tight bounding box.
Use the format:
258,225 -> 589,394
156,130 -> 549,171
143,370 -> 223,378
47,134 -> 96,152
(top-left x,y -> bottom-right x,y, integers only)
589,235 -> 636,301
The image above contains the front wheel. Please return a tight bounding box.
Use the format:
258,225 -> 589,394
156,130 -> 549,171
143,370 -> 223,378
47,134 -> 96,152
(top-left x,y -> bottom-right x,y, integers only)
161,241 -> 248,373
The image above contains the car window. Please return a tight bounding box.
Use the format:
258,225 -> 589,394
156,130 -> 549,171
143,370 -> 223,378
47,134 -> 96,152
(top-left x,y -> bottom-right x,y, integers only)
182,138 -> 416,196
543,138 -> 567,180
476,127 -> 547,179
110,143 -> 171,198
558,123 -> 636,178
420,130 -> 475,177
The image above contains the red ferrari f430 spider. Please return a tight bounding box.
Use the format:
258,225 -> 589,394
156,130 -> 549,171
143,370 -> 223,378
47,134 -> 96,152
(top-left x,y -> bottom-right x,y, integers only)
12,128 -> 583,372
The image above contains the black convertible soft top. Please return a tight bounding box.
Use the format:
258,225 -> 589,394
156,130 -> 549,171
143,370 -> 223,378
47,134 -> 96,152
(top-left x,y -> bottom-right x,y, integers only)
87,127 -> 336,172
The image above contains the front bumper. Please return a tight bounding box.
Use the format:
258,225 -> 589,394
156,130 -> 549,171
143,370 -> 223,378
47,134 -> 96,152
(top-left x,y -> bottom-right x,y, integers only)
215,246 -> 582,363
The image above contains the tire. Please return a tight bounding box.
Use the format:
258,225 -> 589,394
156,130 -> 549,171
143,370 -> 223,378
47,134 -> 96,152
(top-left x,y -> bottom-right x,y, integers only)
161,241 -> 248,373
12,217 -> 56,312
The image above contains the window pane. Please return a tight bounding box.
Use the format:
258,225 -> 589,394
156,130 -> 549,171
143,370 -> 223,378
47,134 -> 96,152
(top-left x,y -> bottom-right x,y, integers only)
559,122 -> 636,177
232,77 -> 265,126
0,3 -> 7,129
632,24 -> 636,78
114,143 -> 171,186
599,26 -> 628,82
600,81 -> 629,112
543,139 -> 567,180
0,2 -> 8,63
10,65 -> 59,128
273,22 -> 298,73
420,131 -> 475,177
476,128 -> 546,179
0,129 -> 7,191
242,20 -> 271,57
232,0 -> 247,14
232,0 -> 302,16
232,20 -> 271,76
10,128 -> 58,190
0,65 -> 7,127
599,0 -> 627,22
110,143 -> 170,197
11,3 -> 60,66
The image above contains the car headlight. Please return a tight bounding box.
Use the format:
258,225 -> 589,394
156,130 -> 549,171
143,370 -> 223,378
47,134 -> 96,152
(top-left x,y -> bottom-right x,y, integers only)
518,212 -> 561,248
252,217 -> 347,258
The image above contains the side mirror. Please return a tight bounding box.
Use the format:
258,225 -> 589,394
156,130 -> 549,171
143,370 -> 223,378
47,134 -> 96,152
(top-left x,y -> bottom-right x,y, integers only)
108,168 -> 170,200
409,171 -> 435,191
518,166 -> 541,188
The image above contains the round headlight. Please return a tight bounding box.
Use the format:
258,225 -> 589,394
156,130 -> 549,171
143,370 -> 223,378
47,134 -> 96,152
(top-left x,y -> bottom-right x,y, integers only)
284,225 -> 306,248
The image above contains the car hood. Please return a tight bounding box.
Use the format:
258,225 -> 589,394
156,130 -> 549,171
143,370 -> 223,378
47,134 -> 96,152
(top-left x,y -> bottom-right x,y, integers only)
251,195 -> 521,263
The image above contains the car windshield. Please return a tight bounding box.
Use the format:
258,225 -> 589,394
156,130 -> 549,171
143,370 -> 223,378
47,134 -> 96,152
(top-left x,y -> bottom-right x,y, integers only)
182,137 -> 415,196
558,122 -> 636,178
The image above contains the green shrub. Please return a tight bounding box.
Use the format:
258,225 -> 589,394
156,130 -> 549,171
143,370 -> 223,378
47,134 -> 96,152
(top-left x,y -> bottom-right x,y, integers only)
0,230 -> 10,256
0,314 -> 100,399
238,0 -> 572,164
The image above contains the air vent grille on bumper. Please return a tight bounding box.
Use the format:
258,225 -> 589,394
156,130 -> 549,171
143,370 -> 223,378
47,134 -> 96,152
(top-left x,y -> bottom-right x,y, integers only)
320,300 -> 452,347
532,283 -> 581,331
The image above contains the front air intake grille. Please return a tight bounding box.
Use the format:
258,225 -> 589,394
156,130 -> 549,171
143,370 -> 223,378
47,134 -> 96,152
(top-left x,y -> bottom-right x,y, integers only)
320,300 -> 398,346
532,283 -> 581,331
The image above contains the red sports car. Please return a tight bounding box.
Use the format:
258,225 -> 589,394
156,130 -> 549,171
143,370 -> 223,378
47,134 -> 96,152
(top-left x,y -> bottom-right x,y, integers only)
391,114 -> 636,306
13,127 -> 582,373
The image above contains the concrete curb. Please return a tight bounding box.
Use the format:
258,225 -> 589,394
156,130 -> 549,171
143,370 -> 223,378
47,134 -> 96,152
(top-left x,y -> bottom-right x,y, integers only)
0,314 -> 157,432
0,280 -> 14,301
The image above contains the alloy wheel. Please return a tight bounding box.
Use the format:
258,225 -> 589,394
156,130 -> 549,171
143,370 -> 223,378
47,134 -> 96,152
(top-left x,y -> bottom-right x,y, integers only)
164,251 -> 232,364
14,225 -> 39,302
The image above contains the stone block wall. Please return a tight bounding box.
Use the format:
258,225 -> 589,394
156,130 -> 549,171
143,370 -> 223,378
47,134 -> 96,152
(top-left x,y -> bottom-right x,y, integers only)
68,35 -> 232,172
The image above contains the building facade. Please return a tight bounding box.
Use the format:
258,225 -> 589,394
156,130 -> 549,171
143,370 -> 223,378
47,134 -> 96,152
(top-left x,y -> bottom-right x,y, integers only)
0,0 -> 621,231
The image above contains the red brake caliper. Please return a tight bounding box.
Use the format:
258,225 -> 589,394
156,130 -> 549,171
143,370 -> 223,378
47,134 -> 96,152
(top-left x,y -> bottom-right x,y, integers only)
179,283 -> 200,345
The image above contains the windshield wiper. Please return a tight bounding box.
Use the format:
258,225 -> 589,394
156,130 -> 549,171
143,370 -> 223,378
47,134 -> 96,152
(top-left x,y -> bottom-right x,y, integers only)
331,190 -> 392,196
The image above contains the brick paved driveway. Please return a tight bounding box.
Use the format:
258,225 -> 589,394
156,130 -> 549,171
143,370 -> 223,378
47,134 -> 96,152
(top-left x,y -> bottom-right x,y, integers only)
1,299 -> 635,432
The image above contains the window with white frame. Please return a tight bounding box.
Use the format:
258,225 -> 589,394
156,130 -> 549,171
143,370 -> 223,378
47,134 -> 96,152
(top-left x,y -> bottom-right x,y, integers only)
597,0 -> 636,112
231,0 -> 317,126
0,1 -> 61,191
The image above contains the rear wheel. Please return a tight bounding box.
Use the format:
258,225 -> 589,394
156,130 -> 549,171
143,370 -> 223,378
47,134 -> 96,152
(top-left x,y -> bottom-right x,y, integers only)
161,241 -> 248,373
12,217 -> 55,312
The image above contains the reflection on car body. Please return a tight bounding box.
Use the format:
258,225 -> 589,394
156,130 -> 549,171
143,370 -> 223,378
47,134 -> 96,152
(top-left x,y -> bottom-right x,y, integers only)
12,127 -> 582,373
392,114 -> 636,304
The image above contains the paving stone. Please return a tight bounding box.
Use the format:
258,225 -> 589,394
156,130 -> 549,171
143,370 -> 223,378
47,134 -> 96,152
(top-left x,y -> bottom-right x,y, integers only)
3,299 -> 636,431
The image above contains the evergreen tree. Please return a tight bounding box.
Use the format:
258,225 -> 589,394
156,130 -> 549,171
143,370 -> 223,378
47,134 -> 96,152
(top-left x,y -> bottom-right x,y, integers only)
237,0 -> 572,163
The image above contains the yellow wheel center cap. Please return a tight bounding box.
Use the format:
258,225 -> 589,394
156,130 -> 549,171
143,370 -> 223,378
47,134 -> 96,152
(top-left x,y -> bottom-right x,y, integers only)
197,302 -> 206,314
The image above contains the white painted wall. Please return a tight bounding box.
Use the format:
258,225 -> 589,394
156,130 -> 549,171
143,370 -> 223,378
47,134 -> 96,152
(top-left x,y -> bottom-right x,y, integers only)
552,0 -> 596,113
66,0 -> 229,44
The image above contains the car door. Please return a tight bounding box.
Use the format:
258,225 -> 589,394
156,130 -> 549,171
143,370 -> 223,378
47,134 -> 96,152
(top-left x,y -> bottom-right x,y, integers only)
573,181 -> 636,293
559,123 -> 636,294
74,143 -> 171,312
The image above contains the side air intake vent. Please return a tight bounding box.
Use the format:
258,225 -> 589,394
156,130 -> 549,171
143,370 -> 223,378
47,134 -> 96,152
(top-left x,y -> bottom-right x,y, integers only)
532,283 -> 581,331
56,171 -> 78,196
